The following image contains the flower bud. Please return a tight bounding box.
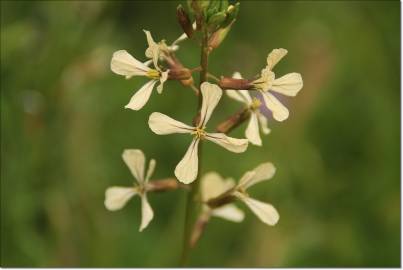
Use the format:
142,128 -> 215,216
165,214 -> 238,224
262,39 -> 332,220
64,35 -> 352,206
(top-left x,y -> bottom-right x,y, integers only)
207,195 -> 236,208
219,76 -> 252,90
190,211 -> 210,248
207,11 -> 227,31
216,107 -> 250,134
147,178 -> 186,192
187,0 -> 210,13
180,77 -> 194,87
168,68 -> 192,80
221,2 -> 240,28
208,20 -> 234,51
176,5 -> 193,38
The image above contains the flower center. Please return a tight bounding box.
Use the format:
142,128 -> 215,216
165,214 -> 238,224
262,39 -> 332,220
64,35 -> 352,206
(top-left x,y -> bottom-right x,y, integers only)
134,184 -> 147,195
250,97 -> 262,111
252,68 -> 274,91
192,127 -> 206,139
146,69 -> 161,79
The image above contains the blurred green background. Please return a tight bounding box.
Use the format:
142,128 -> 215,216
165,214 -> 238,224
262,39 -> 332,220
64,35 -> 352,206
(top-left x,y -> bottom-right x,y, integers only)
1,0 -> 400,267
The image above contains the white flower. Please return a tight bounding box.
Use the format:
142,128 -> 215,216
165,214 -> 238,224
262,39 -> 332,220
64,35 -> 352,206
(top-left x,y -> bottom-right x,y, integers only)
204,162 -> 279,226
200,172 -> 245,222
226,72 -> 271,146
111,39 -> 168,110
143,30 -> 163,69
252,48 -> 303,122
233,162 -> 279,225
104,149 -> 157,232
148,82 -> 249,184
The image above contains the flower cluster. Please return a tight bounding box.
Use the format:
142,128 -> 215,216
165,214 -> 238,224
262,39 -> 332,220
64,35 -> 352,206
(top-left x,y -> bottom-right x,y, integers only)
104,1 -> 302,247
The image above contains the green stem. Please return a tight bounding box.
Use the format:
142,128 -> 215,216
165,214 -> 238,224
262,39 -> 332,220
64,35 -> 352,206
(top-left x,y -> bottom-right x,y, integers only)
181,25 -> 209,267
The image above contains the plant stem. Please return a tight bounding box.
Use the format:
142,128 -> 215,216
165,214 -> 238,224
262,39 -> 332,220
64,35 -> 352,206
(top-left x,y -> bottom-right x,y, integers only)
181,26 -> 210,267
216,108 -> 251,134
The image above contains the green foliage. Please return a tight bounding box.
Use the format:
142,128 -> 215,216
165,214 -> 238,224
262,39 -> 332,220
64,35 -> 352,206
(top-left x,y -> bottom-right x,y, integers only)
1,0 -> 400,267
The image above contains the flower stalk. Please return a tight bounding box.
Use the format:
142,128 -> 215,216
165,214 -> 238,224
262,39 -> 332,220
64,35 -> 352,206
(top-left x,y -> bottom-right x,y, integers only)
181,23 -> 210,267
216,107 -> 251,134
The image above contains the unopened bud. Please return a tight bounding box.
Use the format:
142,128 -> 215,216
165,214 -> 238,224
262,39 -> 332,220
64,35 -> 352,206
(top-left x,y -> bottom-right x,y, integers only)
190,211 -> 210,248
216,108 -> 250,134
176,5 -> 193,38
221,2 -> 239,28
207,11 -> 227,31
206,188 -> 236,208
208,20 -> 234,51
147,178 -> 186,192
219,76 -> 252,90
168,68 -> 192,80
180,77 -> 194,87
188,0 -> 210,13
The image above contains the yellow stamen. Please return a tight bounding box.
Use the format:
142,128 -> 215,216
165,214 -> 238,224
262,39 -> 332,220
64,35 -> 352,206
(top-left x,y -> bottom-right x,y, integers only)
192,127 -> 206,139
238,187 -> 249,196
250,97 -> 262,110
146,69 -> 160,79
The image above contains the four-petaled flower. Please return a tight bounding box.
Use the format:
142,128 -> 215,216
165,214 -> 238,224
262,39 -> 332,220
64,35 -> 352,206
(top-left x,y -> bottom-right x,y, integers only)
227,72 -> 271,146
200,172 -> 245,222
148,82 -> 249,184
104,149 -> 156,232
252,48 -> 303,122
110,31 -> 169,111
205,162 -> 280,226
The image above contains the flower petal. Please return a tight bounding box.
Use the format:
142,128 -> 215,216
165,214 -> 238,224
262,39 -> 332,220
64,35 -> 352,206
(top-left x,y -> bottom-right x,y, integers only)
171,22 -> 196,47
143,59 -> 152,67
238,162 -> 276,190
148,112 -> 194,135
111,50 -> 149,78
266,48 -> 288,70
225,72 -> 253,104
122,149 -> 145,183
199,82 -> 222,128
175,138 -> 200,184
226,89 -> 252,104
261,91 -> 289,122
125,80 -> 157,111
232,72 -> 243,79
205,132 -> 248,153
211,204 -> 245,222
143,30 -> 160,69
104,187 -> 137,211
145,159 -> 156,183
271,73 -> 303,96
257,112 -> 271,135
139,193 -> 154,232
201,172 -> 235,201
156,70 -> 169,94
226,90 -> 247,104
245,112 -> 262,146
235,192 -> 279,226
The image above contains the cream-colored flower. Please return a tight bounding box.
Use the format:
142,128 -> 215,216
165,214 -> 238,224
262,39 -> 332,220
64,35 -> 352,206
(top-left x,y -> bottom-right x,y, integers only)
104,149 -> 157,232
233,162 -> 279,225
227,72 -> 271,146
200,172 -> 244,222
148,82 -> 248,184
204,162 -> 279,226
110,47 -> 168,110
251,48 -> 303,122
143,25 -> 195,58
143,30 -> 163,69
